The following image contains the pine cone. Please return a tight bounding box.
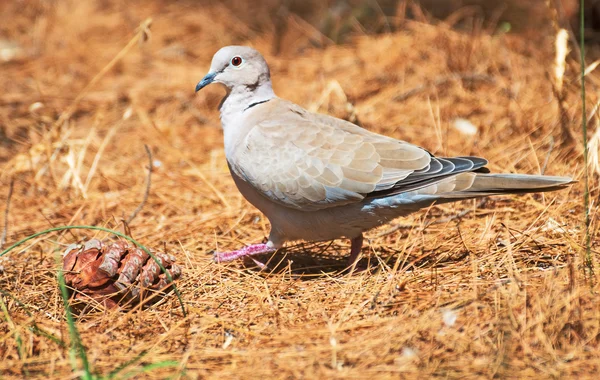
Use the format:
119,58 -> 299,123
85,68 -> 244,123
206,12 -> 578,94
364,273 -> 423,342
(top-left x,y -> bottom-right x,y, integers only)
62,239 -> 182,309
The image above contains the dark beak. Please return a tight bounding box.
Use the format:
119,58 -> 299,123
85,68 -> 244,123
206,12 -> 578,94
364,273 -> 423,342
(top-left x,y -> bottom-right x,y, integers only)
195,72 -> 217,92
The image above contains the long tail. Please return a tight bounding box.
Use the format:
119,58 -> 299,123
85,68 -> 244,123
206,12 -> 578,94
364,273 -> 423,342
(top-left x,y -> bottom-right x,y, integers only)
442,173 -> 574,199
368,172 -> 573,217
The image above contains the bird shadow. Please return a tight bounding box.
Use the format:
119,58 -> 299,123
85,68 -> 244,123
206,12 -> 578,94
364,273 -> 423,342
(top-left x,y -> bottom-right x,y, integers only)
231,222 -> 571,279
236,240 -> 472,279
238,241 -> 370,278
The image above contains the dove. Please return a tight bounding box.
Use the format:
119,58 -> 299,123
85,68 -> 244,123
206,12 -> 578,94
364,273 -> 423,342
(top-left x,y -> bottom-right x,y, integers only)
195,46 -> 573,265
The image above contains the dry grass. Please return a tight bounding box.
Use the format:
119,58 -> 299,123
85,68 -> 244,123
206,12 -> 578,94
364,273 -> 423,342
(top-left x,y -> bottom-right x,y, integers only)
1,0 -> 599,378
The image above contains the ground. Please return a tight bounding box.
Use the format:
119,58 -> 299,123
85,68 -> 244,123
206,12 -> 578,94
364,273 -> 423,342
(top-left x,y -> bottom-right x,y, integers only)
1,1 -> 599,379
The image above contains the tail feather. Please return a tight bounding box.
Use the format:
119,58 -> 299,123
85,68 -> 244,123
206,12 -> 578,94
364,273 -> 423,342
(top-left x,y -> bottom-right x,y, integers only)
443,173 -> 574,198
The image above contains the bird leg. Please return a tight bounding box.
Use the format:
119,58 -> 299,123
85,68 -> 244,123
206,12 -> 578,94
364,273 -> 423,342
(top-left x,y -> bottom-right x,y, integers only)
346,234 -> 364,265
213,243 -> 276,263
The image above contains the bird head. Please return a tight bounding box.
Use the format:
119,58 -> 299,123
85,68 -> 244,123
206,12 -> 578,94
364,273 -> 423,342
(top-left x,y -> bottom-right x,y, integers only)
195,46 -> 272,93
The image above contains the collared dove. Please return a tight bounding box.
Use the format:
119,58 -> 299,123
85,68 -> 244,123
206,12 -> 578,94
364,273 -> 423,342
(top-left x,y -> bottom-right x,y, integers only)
195,46 -> 573,265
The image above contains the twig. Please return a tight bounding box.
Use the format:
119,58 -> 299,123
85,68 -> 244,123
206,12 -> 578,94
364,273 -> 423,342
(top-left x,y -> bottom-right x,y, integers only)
433,198 -> 488,225
182,159 -> 231,208
586,98 -> 600,126
126,145 -> 153,224
51,18 -> 152,132
0,179 -> 14,250
548,72 -> 578,149
377,198 -> 488,238
541,136 -> 555,175
38,209 -> 79,241
394,73 -> 496,102
375,223 -> 417,237
122,218 -> 133,239
546,0 -> 583,74
83,121 -> 121,192
288,13 -> 335,48
272,0 -> 291,55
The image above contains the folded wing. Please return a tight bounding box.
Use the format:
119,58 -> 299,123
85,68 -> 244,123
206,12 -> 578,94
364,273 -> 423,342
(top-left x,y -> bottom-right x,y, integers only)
230,99 -> 492,211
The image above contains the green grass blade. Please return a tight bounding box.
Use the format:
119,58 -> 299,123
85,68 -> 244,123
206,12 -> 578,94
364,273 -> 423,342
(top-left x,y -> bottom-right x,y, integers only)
106,349 -> 149,379
0,297 -> 25,360
0,289 -> 66,347
56,254 -> 94,380
117,361 -> 181,380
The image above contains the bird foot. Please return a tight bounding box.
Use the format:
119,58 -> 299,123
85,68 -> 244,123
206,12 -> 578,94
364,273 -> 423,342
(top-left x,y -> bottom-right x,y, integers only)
213,243 -> 276,263
341,234 -> 373,273
346,234 -> 364,265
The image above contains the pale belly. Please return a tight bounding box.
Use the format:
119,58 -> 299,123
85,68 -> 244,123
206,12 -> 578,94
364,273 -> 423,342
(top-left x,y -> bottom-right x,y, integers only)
229,168 -> 438,247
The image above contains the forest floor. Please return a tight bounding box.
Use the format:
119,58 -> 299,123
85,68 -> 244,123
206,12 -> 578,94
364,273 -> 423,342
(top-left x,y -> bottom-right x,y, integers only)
1,1 -> 599,378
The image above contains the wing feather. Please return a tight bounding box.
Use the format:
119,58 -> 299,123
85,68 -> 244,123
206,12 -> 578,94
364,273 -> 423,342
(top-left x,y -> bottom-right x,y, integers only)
229,98 -> 489,210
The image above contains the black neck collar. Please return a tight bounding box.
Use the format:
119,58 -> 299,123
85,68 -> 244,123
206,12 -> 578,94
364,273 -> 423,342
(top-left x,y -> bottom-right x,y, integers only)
244,99 -> 270,112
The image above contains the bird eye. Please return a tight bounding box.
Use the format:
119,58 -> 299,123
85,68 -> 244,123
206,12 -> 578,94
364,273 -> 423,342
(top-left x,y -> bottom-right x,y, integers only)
231,56 -> 243,66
